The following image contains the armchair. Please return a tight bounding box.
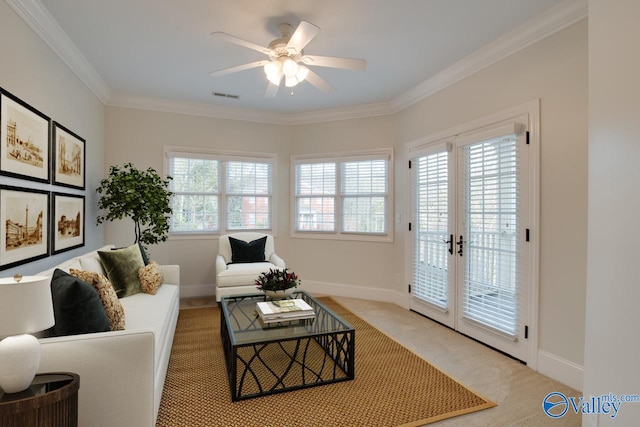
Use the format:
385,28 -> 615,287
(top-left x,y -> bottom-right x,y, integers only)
215,232 -> 285,301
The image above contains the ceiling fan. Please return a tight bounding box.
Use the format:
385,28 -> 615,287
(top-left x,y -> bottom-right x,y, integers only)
210,21 -> 366,97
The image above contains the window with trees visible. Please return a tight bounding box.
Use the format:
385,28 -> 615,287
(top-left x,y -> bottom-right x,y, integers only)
165,148 -> 274,235
292,149 -> 393,241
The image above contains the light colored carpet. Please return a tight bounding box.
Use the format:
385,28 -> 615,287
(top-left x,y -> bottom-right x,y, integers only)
157,297 -> 495,426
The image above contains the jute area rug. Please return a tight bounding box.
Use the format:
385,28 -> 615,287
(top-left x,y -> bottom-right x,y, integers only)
156,297 -> 495,427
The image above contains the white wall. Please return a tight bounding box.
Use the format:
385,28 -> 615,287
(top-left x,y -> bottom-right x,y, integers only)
289,116 -> 399,301
394,20 -> 588,384
0,1 -> 105,277
584,1 -> 640,425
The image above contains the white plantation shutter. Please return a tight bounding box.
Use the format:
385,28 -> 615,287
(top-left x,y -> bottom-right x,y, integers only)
168,156 -> 220,232
341,159 -> 388,234
459,134 -> 521,337
412,151 -> 449,309
295,162 -> 336,231
226,161 -> 272,230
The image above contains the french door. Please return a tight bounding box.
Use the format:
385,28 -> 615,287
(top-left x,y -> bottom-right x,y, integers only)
409,117 -> 533,362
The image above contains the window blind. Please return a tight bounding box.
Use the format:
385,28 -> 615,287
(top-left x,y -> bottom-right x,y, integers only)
169,157 -> 220,232
412,151 -> 449,308
226,161 -> 272,230
341,159 -> 388,234
295,162 -> 336,231
460,134 -> 521,337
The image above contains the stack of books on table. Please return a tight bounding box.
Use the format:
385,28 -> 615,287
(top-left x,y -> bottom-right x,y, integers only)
256,299 -> 316,324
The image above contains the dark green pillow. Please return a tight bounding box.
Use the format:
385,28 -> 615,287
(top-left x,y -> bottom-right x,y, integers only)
111,242 -> 149,265
98,244 -> 145,298
50,269 -> 110,336
229,236 -> 267,264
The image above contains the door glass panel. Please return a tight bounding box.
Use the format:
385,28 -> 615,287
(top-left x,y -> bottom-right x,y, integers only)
413,151 -> 449,308
460,135 -> 519,335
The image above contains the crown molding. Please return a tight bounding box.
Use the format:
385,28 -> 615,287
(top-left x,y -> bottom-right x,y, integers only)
390,0 -> 588,112
108,93 -> 392,126
9,0 -> 587,125
286,102 -> 392,125
5,0 -> 111,103
108,93 -> 293,125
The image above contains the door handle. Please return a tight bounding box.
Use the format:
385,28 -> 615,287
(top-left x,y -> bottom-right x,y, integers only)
442,234 -> 454,255
457,235 -> 464,257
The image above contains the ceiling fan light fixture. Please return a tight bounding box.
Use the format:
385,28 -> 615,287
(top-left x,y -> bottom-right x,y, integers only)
296,65 -> 309,82
282,57 -> 298,78
285,75 -> 299,87
264,60 -> 280,77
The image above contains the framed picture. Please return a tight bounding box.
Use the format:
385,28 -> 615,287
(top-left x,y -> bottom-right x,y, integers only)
52,192 -> 85,254
0,88 -> 51,183
0,186 -> 49,270
53,122 -> 85,189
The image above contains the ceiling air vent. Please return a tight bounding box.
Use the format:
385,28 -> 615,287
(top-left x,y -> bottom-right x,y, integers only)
212,91 -> 239,99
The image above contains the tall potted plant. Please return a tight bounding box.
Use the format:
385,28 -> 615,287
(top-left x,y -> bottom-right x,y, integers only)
96,163 -> 173,245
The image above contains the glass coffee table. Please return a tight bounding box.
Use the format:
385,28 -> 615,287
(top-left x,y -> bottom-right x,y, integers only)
220,290 -> 355,401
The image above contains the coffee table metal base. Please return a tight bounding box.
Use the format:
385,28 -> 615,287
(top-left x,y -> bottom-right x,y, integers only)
220,293 -> 355,401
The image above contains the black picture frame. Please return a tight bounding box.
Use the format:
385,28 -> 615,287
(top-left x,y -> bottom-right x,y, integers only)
52,192 -> 85,255
0,88 -> 51,183
0,185 -> 50,270
53,122 -> 85,190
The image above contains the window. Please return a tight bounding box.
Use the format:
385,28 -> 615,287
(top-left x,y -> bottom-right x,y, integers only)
292,149 -> 393,241
165,148 -> 275,235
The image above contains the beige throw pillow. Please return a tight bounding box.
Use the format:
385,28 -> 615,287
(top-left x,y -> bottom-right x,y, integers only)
138,261 -> 163,295
70,268 -> 126,331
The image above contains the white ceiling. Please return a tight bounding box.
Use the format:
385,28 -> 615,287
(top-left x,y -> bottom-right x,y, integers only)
12,0 -> 586,121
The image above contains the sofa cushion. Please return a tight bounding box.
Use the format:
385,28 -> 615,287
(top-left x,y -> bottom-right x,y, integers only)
229,236 -> 267,263
98,244 -> 145,298
69,268 -> 126,331
79,255 -> 107,275
119,284 -> 179,368
217,262 -> 280,287
138,261 -> 163,295
49,269 -> 111,336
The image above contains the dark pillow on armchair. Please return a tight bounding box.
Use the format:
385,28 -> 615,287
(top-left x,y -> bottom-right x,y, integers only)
229,236 -> 267,263
49,269 -> 111,336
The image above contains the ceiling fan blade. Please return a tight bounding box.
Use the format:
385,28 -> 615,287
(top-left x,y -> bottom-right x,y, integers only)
210,60 -> 269,77
286,21 -> 320,54
301,55 -> 366,71
304,69 -> 333,92
264,81 -> 280,98
211,32 -> 274,56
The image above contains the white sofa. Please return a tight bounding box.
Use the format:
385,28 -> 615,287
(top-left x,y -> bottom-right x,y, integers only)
215,232 -> 285,301
36,245 -> 180,427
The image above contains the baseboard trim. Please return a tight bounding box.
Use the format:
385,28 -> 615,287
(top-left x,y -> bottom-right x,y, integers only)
537,349 -> 584,392
302,280 -> 408,309
180,284 -> 215,299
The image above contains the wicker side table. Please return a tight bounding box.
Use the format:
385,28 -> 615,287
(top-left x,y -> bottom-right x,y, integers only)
0,373 -> 79,427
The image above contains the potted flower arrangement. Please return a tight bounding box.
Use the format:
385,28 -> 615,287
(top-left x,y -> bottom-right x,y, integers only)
255,268 -> 301,299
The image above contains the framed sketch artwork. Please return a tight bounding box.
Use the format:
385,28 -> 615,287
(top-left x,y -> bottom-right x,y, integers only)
0,186 -> 50,270
53,122 -> 85,189
52,192 -> 85,254
0,88 -> 51,183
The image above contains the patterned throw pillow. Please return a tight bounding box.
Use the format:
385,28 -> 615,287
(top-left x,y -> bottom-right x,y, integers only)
70,268 -> 126,331
138,261 -> 163,295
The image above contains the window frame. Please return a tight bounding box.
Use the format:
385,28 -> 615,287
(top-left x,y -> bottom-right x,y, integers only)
291,148 -> 394,242
164,146 -> 277,239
